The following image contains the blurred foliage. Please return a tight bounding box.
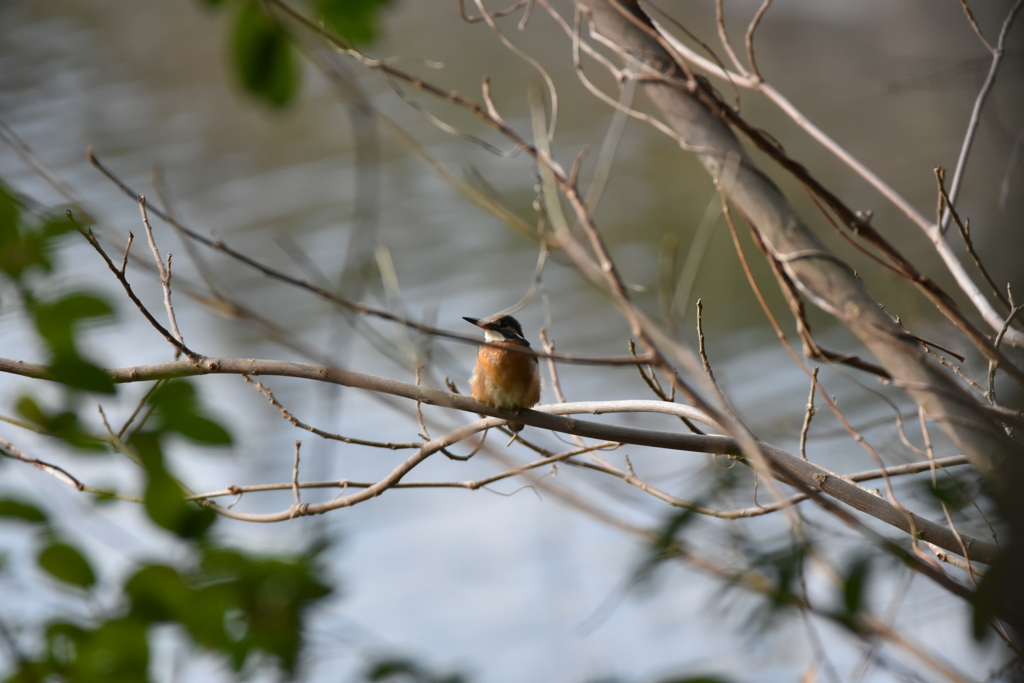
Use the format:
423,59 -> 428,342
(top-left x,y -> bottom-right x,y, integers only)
920,476 -> 974,514
0,183 -> 330,681
0,499 -> 48,523
0,185 -> 78,281
750,541 -> 808,613
37,541 -> 97,589
232,1 -> 298,107
2,381 -> 329,681
14,395 -> 105,452
5,535 -> 331,682
206,0 -> 391,107
364,658 -> 467,683
0,186 -> 114,395
315,0 -> 391,44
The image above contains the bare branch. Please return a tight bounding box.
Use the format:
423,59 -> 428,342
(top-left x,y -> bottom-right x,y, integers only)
243,374 -> 421,449
744,0 -> 773,80
799,366 -> 818,460
0,436 -> 85,491
941,0 -> 1024,234
119,232 -> 134,275
138,195 -> 186,349
78,219 -> 203,362
647,16 -> 1024,348
935,167 -> 1011,311
714,0 -> 748,75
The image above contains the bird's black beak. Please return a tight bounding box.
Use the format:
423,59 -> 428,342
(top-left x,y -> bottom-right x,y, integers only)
462,316 -> 483,328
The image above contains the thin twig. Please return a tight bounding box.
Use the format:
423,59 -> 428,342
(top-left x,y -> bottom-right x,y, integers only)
629,339 -> 701,433
539,328 -> 567,403
138,196 -> 186,348
467,0 -> 558,142
91,152 -> 666,366
647,15 -> 1024,348
188,441 -> 616,501
457,0 -> 531,24
920,408 -> 976,585
119,232 -> 134,275
798,366 -> 818,460
0,436 -> 85,490
935,167 -> 1010,311
291,441 -> 302,511
78,222 -> 203,362
957,0 -> 994,53
941,0 -> 1024,233
744,0 -> 773,80
714,0 -> 748,75
243,375 -> 420,449
987,302 -> 1024,403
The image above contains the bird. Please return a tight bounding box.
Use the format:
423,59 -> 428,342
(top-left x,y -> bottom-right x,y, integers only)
463,315 -> 541,433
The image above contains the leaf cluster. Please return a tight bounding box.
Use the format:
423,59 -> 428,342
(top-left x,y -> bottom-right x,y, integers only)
206,0 -> 391,108
0,185 -> 114,394
1,496 -> 331,682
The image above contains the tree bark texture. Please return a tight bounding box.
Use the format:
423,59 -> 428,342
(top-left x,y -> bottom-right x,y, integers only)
573,0 -> 1024,630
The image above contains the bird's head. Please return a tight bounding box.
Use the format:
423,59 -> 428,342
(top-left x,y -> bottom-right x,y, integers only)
463,315 -> 530,346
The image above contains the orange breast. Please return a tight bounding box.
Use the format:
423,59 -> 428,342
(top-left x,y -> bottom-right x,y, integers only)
470,343 -> 541,410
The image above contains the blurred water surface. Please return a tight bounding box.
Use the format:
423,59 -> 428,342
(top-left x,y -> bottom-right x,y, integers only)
0,0 -> 1021,680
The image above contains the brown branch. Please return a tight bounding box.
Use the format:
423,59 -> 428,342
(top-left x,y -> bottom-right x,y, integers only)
87,145 -> 660,368
713,0 -> 747,75
0,353 -> 998,562
798,366 -> 818,460
743,0 -> 773,80
242,375 -> 420,449
187,441 -> 617,501
0,436 -> 85,491
941,0 -> 1024,234
78,223 -> 203,362
935,167 -> 1011,311
138,196 -> 186,352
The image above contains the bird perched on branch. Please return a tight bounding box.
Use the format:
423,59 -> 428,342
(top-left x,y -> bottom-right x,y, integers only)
463,315 -> 541,433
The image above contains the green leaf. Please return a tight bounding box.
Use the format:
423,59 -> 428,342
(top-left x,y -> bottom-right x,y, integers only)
38,542 -> 96,588
48,353 -> 116,394
233,1 -> 298,107
127,545 -> 331,673
316,0 -> 391,44
0,183 -> 18,239
15,394 -> 47,425
367,659 -> 419,680
922,478 -> 971,513
364,658 -> 468,683
173,415 -> 232,445
149,379 -> 199,415
842,557 -> 871,618
15,395 -> 106,452
126,564 -> 191,622
149,380 -> 232,445
0,498 -> 48,523
0,183 -> 76,280
41,210 -> 80,238
34,292 -> 115,353
0,226 -> 48,281
50,293 -> 115,321
142,464 -> 216,539
46,617 -> 150,680
201,546 -> 332,673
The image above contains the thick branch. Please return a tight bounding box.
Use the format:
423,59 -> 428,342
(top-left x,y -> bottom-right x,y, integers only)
573,0 -> 1024,515
0,355 -> 998,562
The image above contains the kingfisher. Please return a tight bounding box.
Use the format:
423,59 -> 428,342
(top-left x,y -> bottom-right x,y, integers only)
463,315 -> 541,432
